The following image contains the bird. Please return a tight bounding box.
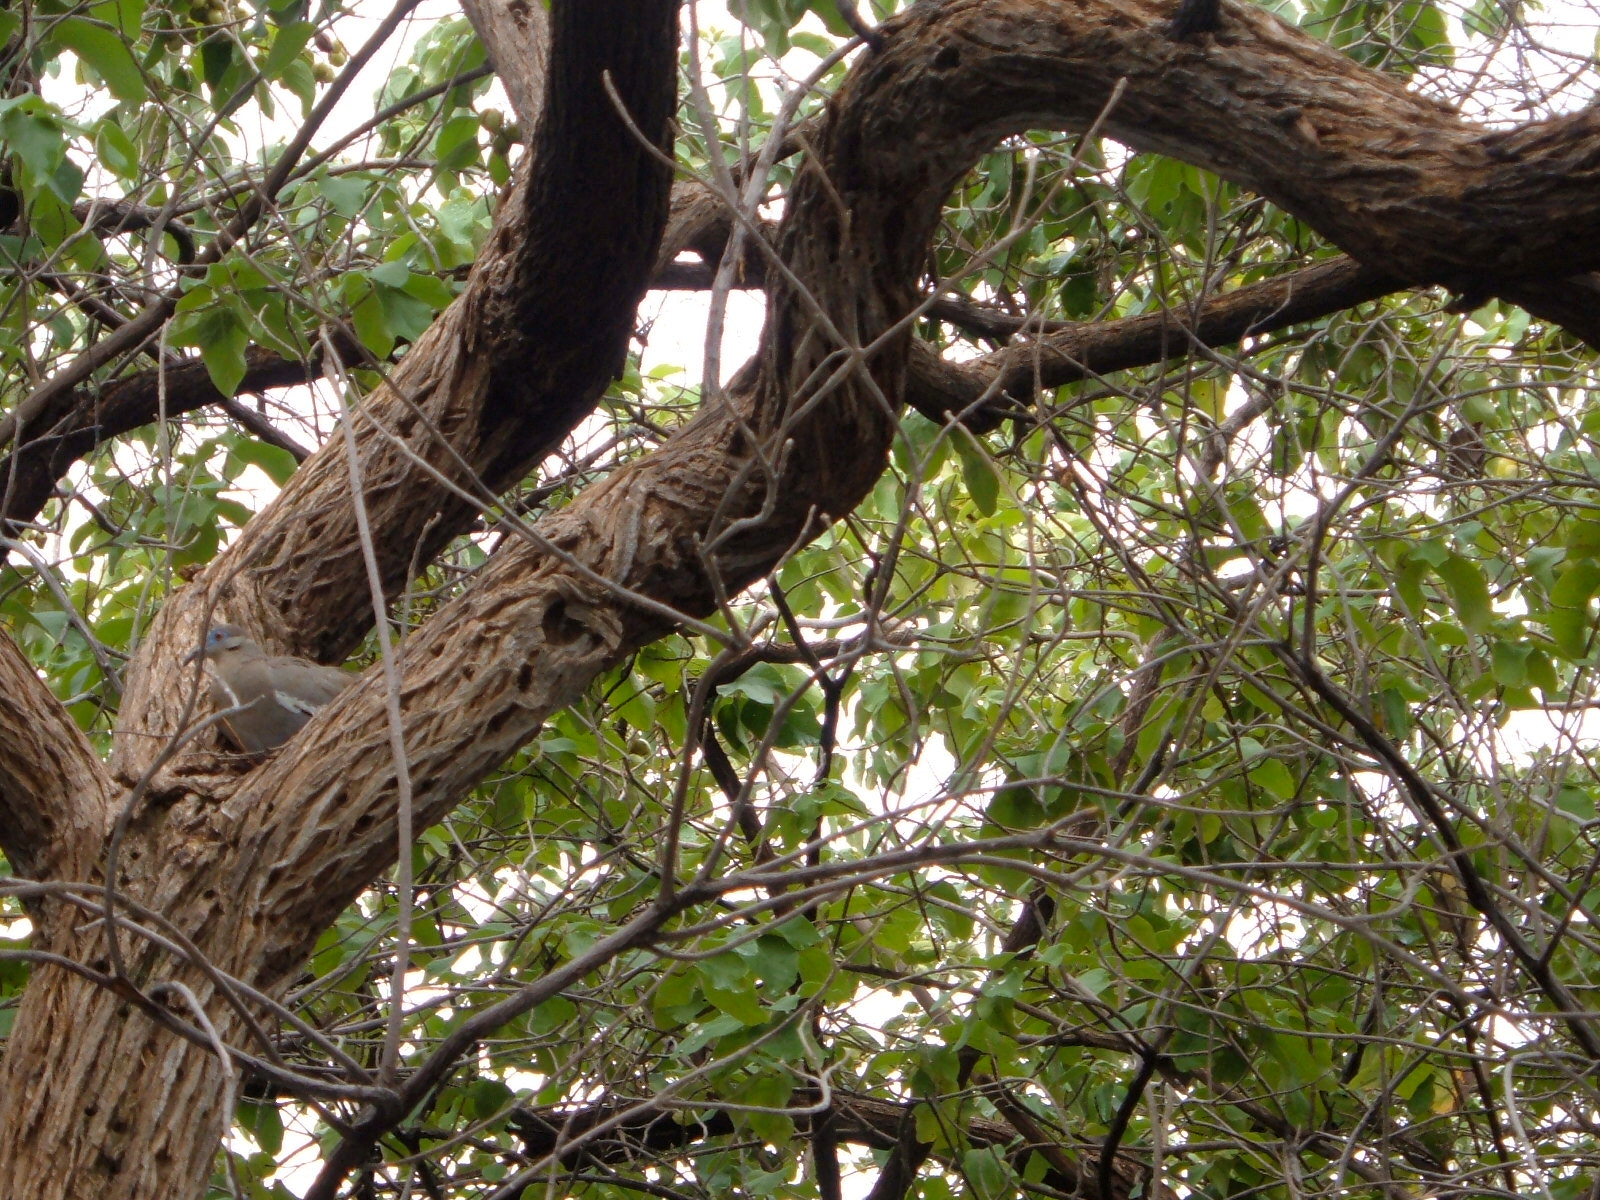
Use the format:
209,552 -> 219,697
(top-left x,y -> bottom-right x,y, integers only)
183,624 -> 355,753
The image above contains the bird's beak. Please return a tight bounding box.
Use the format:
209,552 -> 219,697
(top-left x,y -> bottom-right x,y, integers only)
183,647 -> 203,666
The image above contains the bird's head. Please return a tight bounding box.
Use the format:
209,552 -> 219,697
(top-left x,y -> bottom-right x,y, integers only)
183,624 -> 251,666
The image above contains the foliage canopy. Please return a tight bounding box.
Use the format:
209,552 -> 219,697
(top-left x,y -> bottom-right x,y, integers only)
3,0 -> 1600,1198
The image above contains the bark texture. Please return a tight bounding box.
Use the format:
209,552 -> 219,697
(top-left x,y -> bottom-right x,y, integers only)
0,4 -> 680,1197
1,0 -> 1598,1197
0,636 -> 107,885
109,0 -> 670,788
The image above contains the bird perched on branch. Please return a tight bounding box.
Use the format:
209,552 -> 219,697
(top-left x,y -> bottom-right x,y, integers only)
184,624 -> 355,753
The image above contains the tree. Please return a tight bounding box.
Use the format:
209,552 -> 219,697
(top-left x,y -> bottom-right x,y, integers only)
2,0 -> 1599,1194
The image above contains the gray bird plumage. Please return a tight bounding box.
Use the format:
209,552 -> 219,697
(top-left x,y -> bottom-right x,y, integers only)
184,624 -> 355,753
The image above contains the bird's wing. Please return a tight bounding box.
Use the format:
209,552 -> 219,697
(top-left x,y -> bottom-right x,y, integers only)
269,660 -> 356,712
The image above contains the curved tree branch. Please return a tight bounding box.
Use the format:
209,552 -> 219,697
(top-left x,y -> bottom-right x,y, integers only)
4,2 -> 1599,1196
109,0 -> 681,785
107,0 -> 1600,984
0,5 -> 682,1196
0,343 -> 346,540
0,632 -> 108,884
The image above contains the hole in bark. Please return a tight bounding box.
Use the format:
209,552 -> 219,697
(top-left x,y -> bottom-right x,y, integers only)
541,600 -> 585,646
932,44 -> 960,69
96,1150 -> 122,1175
518,663 -> 534,691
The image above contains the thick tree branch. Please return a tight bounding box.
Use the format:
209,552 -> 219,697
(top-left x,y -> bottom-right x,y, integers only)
186,0 -> 1600,969
1498,273 -> 1600,348
652,180 -> 1410,424
191,10 -> 1600,1187
0,6 -> 682,1197
6,2 -> 1598,1195
0,344 -> 340,539
109,0 -> 681,785
904,256 -> 1403,426
506,1089 -> 1150,1200
457,0 -> 548,135
0,632 -> 109,883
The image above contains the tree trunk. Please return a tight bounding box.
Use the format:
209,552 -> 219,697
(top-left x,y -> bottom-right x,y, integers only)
0,4 -> 679,1196
3,0 -> 1600,1196
2,958 -> 238,1198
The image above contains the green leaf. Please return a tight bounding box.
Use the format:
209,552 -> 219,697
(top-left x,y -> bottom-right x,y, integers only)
1250,757 -> 1297,800
1566,518 -> 1600,558
1558,785 -> 1596,821
55,19 -> 147,103
368,260 -> 410,288
1434,553 -> 1492,634
1490,638 -> 1529,687
744,935 -> 799,992
91,0 -> 146,37
466,1077 -> 515,1121
375,283 -> 436,342
0,98 -> 67,182
696,955 -> 766,1025
93,118 -> 139,181
260,20 -> 315,80
962,1147 -> 1010,1200
351,290 -> 394,357
1546,561 -> 1600,659
434,113 -> 482,172
437,195 -> 489,249
740,1074 -> 796,1144
225,439 -> 300,487
675,1013 -> 746,1056
317,173 -> 369,219
401,272 -> 456,310
194,308 -> 249,396
956,434 -> 1000,516
1526,648 -> 1559,695
237,1100 -> 284,1155
651,967 -> 701,1028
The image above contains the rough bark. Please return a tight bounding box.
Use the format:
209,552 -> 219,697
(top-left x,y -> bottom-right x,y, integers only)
0,5 -> 679,1198
2,0 -> 1599,1197
110,0 -> 1600,778
0,228 -> 1403,540
0,635 -> 107,885
108,0 -> 674,788
202,0 -> 1600,945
